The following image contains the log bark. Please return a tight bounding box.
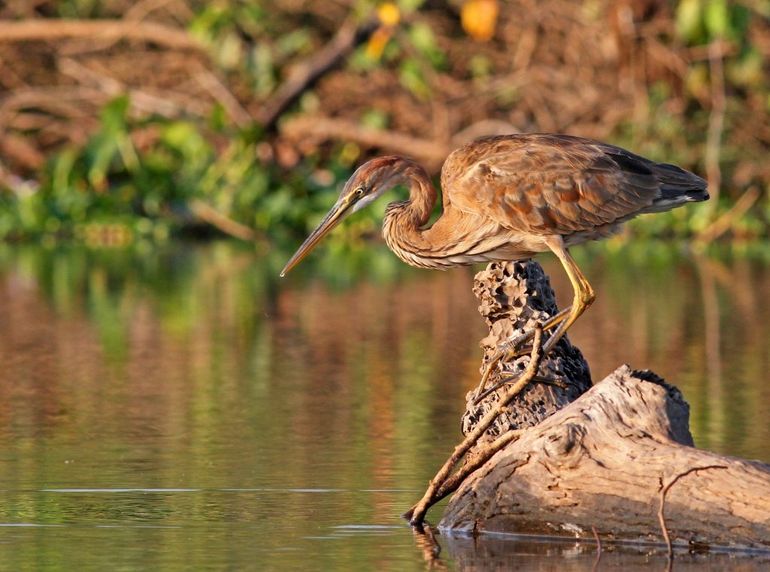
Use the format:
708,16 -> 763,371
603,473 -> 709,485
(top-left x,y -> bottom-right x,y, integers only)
438,261 -> 770,552
462,261 -> 591,437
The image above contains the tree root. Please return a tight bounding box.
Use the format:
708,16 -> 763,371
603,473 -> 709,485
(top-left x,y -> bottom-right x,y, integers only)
657,464 -> 728,558
404,326 -> 544,526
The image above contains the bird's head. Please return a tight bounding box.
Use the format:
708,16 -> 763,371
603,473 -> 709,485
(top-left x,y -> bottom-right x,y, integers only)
280,156 -> 411,277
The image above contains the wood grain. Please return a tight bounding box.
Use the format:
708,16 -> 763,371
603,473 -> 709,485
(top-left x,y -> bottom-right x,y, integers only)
440,364 -> 770,550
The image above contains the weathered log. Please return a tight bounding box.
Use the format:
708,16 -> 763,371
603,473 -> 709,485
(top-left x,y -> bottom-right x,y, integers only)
438,261 -> 770,552
405,261 -> 593,524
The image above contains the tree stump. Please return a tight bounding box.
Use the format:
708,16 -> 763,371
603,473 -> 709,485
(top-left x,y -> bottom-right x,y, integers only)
439,261 -> 770,552
462,261 -> 591,436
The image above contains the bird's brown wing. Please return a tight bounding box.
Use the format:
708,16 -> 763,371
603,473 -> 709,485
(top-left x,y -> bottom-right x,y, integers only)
443,134 -> 661,235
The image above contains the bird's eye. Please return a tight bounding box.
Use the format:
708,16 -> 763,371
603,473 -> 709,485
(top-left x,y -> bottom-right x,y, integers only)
355,187 -> 365,198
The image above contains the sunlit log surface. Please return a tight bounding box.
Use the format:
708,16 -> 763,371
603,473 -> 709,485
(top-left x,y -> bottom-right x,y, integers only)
440,262 -> 770,551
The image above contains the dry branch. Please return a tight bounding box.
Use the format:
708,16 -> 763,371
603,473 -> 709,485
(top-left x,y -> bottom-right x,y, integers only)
281,115 -> 452,171
657,464 -> 729,557
188,200 -> 259,242
695,186 -> 761,244
0,19 -> 203,51
405,261 -> 593,525
405,327 -> 542,526
0,132 -> 46,170
461,261 -> 591,437
194,70 -> 252,128
57,57 -> 205,118
258,18 -> 379,130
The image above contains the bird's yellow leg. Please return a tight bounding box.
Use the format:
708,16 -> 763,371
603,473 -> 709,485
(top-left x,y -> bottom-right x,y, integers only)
540,238 -> 595,355
475,239 -> 594,398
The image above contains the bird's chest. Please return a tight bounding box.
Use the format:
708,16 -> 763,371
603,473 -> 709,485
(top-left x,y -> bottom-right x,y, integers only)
384,221 -> 547,269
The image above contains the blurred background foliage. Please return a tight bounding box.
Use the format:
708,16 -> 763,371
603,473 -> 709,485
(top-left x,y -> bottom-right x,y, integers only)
0,0 -> 768,249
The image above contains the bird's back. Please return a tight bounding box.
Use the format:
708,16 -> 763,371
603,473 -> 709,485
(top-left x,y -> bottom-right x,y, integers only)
440,134 -> 707,240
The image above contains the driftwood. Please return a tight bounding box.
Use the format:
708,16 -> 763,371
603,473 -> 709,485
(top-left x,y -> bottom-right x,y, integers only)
419,261 -> 770,553
405,261 -> 592,524
441,364 -> 770,549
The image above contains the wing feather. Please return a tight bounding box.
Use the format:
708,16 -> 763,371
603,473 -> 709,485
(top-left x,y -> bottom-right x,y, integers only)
441,134 -> 662,236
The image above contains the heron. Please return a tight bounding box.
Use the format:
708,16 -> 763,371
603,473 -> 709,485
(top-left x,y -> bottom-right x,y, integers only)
281,133 -> 707,367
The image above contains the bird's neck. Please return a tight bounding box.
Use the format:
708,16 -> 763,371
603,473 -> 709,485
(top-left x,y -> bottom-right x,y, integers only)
400,161 -> 437,226
382,162 -> 438,267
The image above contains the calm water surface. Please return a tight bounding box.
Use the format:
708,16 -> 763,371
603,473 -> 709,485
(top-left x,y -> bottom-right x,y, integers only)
0,241 -> 768,570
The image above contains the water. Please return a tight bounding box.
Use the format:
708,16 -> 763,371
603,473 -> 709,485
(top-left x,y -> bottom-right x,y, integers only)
0,241 -> 768,570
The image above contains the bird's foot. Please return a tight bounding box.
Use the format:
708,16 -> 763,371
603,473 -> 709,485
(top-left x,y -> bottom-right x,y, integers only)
473,373 -> 566,404
475,309 -> 570,399
521,374 -> 568,390
476,308 -> 572,395
475,333 -> 532,399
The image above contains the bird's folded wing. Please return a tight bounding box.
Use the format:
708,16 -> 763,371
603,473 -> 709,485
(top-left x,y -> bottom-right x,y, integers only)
445,137 -> 661,236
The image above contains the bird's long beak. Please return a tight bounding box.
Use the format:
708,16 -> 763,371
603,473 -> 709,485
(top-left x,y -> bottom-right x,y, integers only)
280,197 -> 353,277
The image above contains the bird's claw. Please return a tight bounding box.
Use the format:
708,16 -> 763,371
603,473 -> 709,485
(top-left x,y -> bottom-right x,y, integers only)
476,330 -> 539,396
475,314 -> 574,401
501,372 -> 567,389
474,371 -> 566,404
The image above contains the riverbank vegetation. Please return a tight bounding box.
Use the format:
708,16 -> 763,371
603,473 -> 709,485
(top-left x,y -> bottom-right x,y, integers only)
0,0 -> 767,248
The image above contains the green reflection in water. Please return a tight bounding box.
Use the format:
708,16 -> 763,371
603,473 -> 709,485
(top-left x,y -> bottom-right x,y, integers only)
0,240 -> 768,569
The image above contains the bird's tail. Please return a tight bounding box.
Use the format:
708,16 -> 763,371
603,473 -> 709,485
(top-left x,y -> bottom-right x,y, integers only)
644,162 -> 709,213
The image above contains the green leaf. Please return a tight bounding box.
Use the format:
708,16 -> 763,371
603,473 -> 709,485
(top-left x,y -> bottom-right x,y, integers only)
704,0 -> 729,38
99,95 -> 130,132
676,0 -> 703,43
408,22 -> 445,68
399,58 -> 430,99
360,109 -> 390,130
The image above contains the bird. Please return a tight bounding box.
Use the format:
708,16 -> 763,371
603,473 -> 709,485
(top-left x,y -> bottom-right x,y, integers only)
281,133 -> 708,372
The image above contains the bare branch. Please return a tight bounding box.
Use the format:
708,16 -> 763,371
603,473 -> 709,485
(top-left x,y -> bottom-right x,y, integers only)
188,199 -> 260,242
657,465 -> 729,558
195,70 -> 253,128
695,186 -> 761,245
259,18 -> 379,130
406,326 -> 544,525
0,19 -> 203,52
281,116 -> 451,170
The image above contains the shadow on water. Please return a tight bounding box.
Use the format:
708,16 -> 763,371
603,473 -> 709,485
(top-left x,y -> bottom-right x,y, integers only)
0,240 -> 768,569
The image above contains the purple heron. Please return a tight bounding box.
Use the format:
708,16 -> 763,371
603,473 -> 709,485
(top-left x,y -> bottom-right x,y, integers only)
281,133 -> 707,360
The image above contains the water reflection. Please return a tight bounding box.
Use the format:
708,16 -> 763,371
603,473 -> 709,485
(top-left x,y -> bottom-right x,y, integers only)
440,533 -> 770,571
0,241 -> 768,569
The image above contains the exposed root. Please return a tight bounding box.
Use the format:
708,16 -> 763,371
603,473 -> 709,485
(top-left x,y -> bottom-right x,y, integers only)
657,464 -> 729,558
405,326 -> 544,526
